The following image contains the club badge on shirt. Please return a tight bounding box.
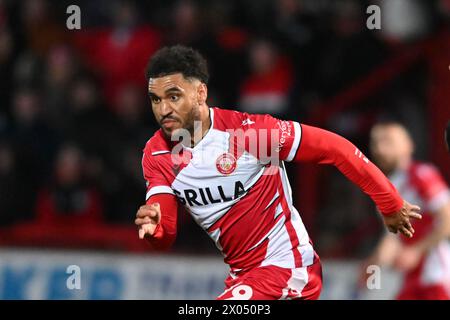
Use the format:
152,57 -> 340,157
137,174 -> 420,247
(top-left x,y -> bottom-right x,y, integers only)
216,153 -> 237,175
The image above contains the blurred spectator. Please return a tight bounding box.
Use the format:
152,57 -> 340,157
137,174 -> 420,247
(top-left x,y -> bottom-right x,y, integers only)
0,141 -> 25,226
0,0 -> 5,26
0,25 -> 12,70
270,0 -> 326,117
361,122 -> 450,300
104,145 -> 146,223
440,0 -> 450,19
166,0 -> 202,46
61,75 -> 117,203
12,51 -> 43,89
109,83 -> 155,152
238,39 -> 293,117
74,0 -> 161,110
43,45 -> 79,130
0,24 -> 14,113
200,1 -> 248,106
0,0 -> 446,256
310,0 -> 388,99
102,84 -> 156,222
65,75 -> 113,158
9,88 -> 58,215
207,2 -> 248,53
35,144 -> 103,226
380,0 -> 433,44
238,0 -> 274,32
20,0 -> 67,57
273,0 -> 315,51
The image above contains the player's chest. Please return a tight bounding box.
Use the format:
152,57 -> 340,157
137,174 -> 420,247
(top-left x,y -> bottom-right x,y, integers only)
169,146 -> 262,208
390,171 -> 425,209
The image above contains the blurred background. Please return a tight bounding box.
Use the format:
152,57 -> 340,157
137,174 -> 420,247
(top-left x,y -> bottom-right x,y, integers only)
0,0 -> 449,299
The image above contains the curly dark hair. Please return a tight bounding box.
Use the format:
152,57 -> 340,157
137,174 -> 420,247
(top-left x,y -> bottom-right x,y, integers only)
145,45 -> 209,84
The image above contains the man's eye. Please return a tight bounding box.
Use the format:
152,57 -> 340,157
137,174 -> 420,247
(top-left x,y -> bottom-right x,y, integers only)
152,97 -> 161,104
170,95 -> 179,101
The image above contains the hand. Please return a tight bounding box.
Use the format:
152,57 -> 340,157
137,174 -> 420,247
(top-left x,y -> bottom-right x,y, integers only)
135,203 -> 161,239
393,245 -> 422,272
382,200 -> 422,238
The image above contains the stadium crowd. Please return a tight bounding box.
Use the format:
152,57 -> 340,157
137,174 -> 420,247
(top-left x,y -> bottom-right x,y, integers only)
0,0 -> 448,256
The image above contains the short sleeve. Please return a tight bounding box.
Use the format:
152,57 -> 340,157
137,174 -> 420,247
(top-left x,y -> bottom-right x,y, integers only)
142,152 -> 175,201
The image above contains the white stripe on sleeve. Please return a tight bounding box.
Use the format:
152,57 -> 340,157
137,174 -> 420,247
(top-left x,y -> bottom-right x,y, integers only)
146,186 -> 175,200
285,122 -> 302,162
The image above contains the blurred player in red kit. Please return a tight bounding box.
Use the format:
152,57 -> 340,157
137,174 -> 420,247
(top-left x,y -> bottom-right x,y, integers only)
134,46 -> 422,300
363,122 -> 450,300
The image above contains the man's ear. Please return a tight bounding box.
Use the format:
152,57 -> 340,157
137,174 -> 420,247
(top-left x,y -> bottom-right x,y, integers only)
197,83 -> 208,105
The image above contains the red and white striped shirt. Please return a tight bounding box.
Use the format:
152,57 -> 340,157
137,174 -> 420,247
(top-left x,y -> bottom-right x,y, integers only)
390,162 -> 450,292
142,107 -> 403,273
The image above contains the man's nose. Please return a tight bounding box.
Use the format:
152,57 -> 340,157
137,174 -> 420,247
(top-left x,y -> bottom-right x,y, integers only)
160,100 -> 173,116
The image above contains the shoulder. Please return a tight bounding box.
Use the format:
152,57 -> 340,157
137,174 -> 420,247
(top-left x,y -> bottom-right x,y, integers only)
409,162 -> 450,212
143,129 -> 171,156
212,107 -> 285,132
409,162 -> 443,182
142,129 -> 173,168
408,161 -> 448,196
212,107 -> 246,131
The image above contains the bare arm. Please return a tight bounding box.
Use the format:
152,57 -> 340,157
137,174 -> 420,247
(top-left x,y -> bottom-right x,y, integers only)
370,233 -> 402,267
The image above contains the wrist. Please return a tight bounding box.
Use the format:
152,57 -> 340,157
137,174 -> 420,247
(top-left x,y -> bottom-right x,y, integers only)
380,197 -> 404,216
145,223 -> 164,241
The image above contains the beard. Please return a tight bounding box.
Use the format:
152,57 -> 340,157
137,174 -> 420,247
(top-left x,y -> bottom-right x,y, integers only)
161,102 -> 201,146
375,158 -> 398,175
184,103 -> 200,134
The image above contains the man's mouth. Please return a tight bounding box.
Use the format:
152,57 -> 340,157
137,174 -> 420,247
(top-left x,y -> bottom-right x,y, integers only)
161,118 -> 179,128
